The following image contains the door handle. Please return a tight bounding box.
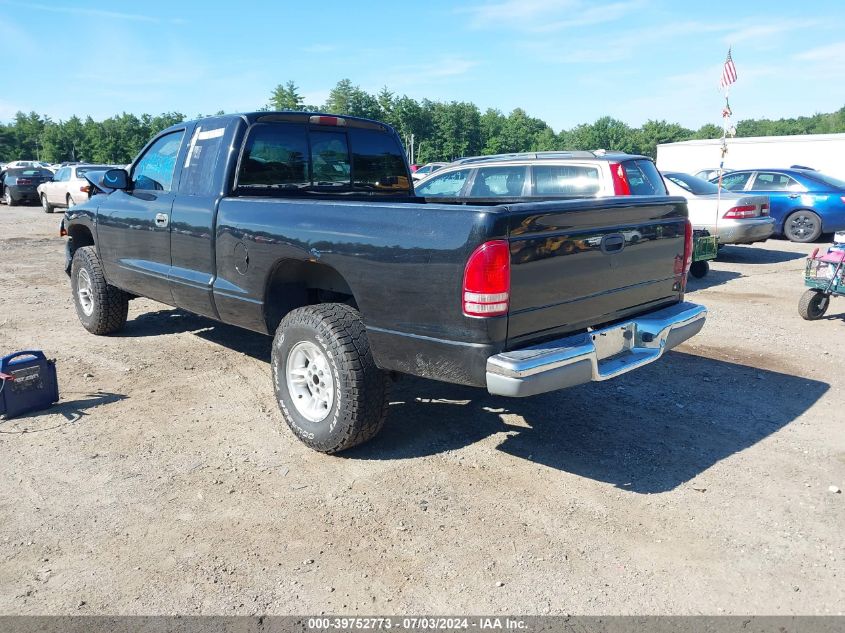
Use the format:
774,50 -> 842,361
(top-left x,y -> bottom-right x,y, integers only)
788,193 -> 800,199
154,213 -> 169,228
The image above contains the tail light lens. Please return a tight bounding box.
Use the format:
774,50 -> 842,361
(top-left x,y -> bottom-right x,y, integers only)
675,220 -> 694,279
463,240 -> 510,317
760,203 -> 770,216
80,185 -> 90,193
16,178 -> 32,185
723,204 -> 757,219
609,162 -> 631,195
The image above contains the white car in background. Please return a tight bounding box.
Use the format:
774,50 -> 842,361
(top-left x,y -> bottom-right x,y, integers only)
36,164 -> 111,213
662,171 -> 775,245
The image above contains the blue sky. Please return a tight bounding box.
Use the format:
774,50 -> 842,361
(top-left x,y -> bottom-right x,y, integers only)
1,0 -> 843,132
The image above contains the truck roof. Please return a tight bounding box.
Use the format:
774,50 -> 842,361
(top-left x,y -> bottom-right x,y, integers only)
166,111 -> 397,135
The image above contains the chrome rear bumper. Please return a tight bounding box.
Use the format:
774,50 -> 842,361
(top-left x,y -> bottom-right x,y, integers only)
486,301 -> 707,397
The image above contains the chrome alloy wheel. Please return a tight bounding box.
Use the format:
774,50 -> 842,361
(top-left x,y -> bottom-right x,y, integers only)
77,267 -> 95,316
285,340 -> 334,422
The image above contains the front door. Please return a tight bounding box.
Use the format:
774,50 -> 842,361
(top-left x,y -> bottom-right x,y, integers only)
97,129 -> 187,305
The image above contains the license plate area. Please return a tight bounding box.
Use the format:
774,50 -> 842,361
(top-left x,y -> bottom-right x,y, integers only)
591,323 -> 635,361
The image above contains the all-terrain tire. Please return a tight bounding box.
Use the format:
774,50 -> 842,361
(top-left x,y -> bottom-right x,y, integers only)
271,303 -> 390,453
798,289 -> 829,321
70,246 -> 129,335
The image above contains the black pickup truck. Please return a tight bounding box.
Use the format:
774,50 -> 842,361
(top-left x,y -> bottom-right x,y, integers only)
63,111 -> 706,453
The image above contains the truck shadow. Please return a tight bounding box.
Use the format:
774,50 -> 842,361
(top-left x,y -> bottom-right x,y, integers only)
717,244 -> 808,264
348,351 -> 828,494
684,268 -> 742,291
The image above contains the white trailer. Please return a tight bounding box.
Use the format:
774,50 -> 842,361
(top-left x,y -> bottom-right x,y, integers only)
656,133 -> 845,181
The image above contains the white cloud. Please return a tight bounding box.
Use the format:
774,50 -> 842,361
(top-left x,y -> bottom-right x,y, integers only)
461,0 -> 646,32
301,44 -> 337,54
383,56 -> 480,88
723,19 -> 823,45
795,41 -> 845,61
0,1 -> 184,24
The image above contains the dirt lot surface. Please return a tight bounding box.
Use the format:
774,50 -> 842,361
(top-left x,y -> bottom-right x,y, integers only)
0,203 -> 843,615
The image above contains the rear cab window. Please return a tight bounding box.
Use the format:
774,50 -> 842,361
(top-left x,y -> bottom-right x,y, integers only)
236,120 -> 410,195
622,159 -> 667,195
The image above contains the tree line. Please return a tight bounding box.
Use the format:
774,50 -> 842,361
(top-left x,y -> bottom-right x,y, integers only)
2,78 -> 844,165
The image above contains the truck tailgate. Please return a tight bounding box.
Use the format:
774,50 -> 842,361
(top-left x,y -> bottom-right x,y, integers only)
506,196 -> 688,347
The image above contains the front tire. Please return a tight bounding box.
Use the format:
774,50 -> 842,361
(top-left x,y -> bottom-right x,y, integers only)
798,289 -> 830,320
784,210 -> 822,243
271,303 -> 390,453
41,194 -> 55,213
70,246 -> 129,335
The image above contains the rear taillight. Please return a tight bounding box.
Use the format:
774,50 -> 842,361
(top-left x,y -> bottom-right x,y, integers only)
609,162 -> 631,195
80,185 -> 90,193
463,240 -> 510,317
16,178 -> 32,185
723,204 -> 757,219
675,220 -> 693,278
760,203 -> 770,216
309,115 -> 346,126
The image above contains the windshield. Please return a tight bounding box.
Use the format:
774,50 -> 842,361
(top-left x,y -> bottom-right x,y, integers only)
804,172 -> 845,190
664,172 -> 720,195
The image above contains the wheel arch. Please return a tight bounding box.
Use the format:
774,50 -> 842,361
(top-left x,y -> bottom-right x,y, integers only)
263,258 -> 357,334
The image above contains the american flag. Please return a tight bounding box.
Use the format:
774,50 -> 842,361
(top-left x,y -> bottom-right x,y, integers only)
720,48 -> 737,89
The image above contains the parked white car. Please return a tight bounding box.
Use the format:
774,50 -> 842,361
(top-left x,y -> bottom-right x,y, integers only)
662,171 -> 774,245
36,164 -> 110,213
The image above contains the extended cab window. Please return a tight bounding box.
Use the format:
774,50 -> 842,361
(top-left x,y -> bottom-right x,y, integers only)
534,164 -> 600,195
181,124 -> 228,196
133,131 -> 184,192
415,169 -> 469,197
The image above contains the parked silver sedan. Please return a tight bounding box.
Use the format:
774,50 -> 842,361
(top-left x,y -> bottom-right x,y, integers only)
662,171 -> 774,245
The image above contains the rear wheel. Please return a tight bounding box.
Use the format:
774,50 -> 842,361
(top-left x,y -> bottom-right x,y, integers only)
70,246 -> 129,335
41,194 -> 55,213
3,190 -> 11,206
798,289 -> 829,320
784,210 -> 822,243
689,260 -> 709,278
271,303 -> 390,453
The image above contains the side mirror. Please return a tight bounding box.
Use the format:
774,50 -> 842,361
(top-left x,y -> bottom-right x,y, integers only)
102,168 -> 129,190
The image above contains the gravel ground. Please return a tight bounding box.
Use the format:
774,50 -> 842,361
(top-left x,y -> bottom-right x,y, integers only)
0,202 -> 842,615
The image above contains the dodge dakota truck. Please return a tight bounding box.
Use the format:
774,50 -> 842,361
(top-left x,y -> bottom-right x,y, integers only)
63,112 -> 706,453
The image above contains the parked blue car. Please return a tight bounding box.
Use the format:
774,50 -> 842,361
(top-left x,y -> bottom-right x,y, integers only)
710,168 -> 845,242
